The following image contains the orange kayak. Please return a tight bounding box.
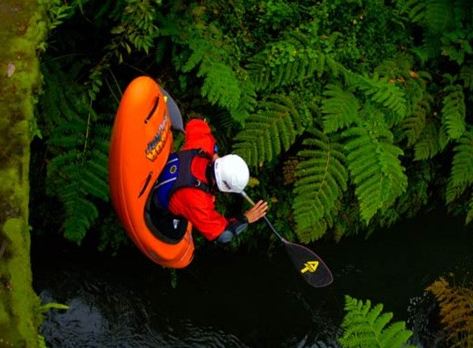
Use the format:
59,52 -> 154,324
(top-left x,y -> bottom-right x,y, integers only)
109,76 -> 194,268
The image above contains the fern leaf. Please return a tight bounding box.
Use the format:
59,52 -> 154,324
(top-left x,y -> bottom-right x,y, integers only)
63,193 -> 99,243
425,0 -> 455,34
401,95 -> 431,147
442,84 -> 465,140
182,36 -> 209,73
405,0 -> 427,23
414,119 -> 448,160
296,220 -> 328,244
321,84 -> 360,133
343,123 -> 407,223
446,129 -> 473,203
339,296 -> 414,348
230,77 -> 257,124
460,65 -> 473,90
351,73 -> 407,122
234,95 -> 304,166
248,47 -> 324,92
182,32 -> 242,111
292,129 -> 347,241
40,63 -> 110,243
199,62 -> 241,110
426,277 -> 473,348
247,21 -> 328,91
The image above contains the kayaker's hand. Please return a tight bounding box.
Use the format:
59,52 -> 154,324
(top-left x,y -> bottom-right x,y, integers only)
244,200 -> 268,223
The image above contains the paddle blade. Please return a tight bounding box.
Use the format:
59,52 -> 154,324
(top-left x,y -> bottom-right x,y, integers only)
283,240 -> 333,288
161,88 -> 185,132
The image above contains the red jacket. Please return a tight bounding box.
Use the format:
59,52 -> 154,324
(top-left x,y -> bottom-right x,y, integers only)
168,119 -> 229,240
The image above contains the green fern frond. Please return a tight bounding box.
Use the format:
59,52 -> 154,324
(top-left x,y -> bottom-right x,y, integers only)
414,118 -> 448,160
109,0 -> 160,55
350,73 -> 407,123
321,84 -> 361,134
339,296 -> 414,348
404,0 -> 427,23
442,84 -> 466,140
199,62 -> 241,110
292,129 -> 347,241
41,63 -> 110,242
229,76 -> 257,124
296,220 -> 328,244
374,53 -> 414,81
460,65 -> 473,90
424,0 -> 455,34
63,189 -> 99,243
401,95 -> 432,147
446,129 -> 473,203
247,21 -> 328,91
406,0 -> 455,33
182,33 -> 242,111
248,47 -> 324,92
234,95 -> 305,166
343,122 -> 407,223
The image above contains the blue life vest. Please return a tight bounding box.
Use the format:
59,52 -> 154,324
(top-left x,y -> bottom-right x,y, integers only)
153,149 -> 212,210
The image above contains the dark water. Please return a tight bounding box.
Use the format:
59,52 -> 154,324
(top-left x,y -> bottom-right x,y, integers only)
32,210 -> 473,347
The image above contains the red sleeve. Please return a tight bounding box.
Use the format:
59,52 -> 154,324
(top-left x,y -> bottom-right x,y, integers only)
182,119 -> 216,156
169,188 -> 229,241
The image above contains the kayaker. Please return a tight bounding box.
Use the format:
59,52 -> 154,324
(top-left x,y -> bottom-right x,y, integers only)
153,116 -> 269,243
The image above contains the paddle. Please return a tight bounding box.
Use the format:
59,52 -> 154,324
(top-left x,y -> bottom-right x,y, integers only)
161,87 -> 185,132
241,191 -> 334,288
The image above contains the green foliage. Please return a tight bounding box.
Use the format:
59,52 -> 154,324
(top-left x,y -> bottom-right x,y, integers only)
322,84 -> 360,134
348,73 -> 408,123
460,65 -> 473,90
427,277 -> 473,348
401,95 -> 431,147
414,119 -> 448,161
404,0 -> 473,64
343,121 -> 407,223
446,129 -> 473,203
165,8 -> 256,124
247,21 -> 327,92
339,295 -> 415,348
293,128 -> 347,242
181,33 -> 241,111
41,0 -> 83,31
108,0 -> 161,58
40,63 -> 109,243
35,0 -> 473,248
442,83 -> 466,141
234,95 -> 307,166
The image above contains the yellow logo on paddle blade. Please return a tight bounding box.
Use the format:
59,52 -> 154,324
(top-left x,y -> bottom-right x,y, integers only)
301,261 -> 319,273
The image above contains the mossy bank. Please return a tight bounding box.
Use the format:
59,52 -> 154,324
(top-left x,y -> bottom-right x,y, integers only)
0,1 -> 47,346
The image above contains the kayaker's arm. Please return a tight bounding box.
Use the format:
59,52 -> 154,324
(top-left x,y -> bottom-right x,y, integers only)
216,215 -> 249,244
216,200 -> 268,243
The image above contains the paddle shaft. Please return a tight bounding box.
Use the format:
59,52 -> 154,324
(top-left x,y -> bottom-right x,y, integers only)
241,191 -> 284,241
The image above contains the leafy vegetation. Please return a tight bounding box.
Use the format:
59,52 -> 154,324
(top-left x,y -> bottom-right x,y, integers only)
427,277 -> 473,348
339,296 -> 414,348
33,0 -> 473,249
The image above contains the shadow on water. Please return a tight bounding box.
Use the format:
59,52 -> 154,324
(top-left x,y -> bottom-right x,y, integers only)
32,209 -> 473,347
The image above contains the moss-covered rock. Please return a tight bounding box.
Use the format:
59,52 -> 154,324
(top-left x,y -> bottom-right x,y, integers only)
0,1 -> 47,346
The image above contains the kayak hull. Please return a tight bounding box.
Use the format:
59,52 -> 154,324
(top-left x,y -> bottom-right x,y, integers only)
109,76 -> 194,268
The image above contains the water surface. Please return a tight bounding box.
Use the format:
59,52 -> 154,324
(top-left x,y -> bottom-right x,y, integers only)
33,210 -> 473,347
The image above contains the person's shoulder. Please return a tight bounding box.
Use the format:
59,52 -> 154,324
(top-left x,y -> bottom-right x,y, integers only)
185,118 -> 211,133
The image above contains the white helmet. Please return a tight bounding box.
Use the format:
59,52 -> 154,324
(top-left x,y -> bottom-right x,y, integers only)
214,154 -> 249,193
